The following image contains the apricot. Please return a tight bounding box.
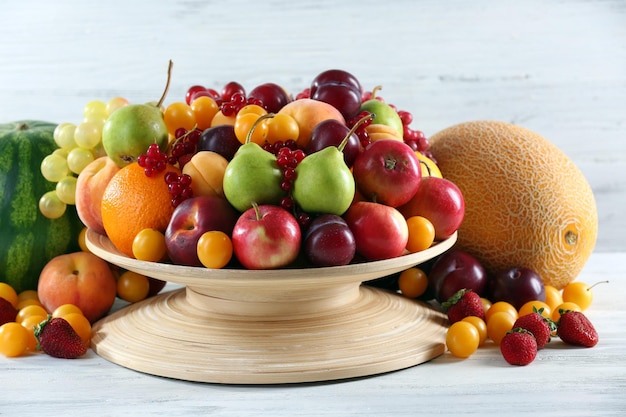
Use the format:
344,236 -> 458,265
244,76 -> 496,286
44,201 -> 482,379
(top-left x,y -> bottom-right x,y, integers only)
182,151 -> 229,199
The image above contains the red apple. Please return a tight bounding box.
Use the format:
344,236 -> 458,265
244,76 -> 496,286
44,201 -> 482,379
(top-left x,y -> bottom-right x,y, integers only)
343,201 -> 409,261
37,251 -> 117,323
231,204 -> 301,270
303,214 -> 356,266
398,176 -> 464,240
352,139 -> 422,207
75,156 -> 120,234
165,196 -> 239,266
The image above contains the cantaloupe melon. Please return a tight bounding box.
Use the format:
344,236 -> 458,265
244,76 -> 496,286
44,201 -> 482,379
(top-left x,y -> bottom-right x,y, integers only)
428,120 -> 597,289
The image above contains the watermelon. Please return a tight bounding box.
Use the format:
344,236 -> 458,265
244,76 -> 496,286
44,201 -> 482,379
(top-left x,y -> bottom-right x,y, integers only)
0,121 -> 84,293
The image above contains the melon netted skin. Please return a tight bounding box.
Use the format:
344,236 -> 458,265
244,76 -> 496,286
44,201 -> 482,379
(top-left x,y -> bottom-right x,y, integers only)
428,120 -> 597,289
0,121 -> 83,293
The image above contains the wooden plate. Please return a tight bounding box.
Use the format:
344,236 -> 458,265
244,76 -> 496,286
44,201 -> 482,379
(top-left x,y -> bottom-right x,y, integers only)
87,229 -> 456,384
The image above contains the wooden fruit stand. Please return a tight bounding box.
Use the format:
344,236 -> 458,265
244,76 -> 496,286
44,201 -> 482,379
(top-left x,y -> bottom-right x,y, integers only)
86,229 -> 456,384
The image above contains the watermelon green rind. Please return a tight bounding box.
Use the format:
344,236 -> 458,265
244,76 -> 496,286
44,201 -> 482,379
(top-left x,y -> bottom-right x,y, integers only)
1,121 -> 84,293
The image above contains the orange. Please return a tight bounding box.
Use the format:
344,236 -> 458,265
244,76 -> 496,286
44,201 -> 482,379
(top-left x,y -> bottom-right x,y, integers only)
101,162 -> 179,257
429,121 -> 597,289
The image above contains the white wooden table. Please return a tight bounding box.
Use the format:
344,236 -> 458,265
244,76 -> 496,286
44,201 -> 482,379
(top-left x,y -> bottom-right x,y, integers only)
1,1 -> 625,415
1,252 -> 625,416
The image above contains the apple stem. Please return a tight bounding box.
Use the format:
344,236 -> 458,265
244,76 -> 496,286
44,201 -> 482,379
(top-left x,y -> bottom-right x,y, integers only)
251,201 -> 262,221
156,59 -> 174,109
338,112 -> 374,152
245,113 -> 275,145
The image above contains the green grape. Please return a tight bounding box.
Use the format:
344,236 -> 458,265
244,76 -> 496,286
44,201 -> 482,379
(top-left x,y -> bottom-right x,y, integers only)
39,191 -> 66,219
56,176 -> 77,205
53,122 -> 71,143
67,147 -> 94,174
74,121 -> 101,150
83,113 -> 107,131
84,100 -> 107,118
54,123 -> 77,150
41,153 -> 70,182
106,96 -> 129,116
52,148 -> 69,158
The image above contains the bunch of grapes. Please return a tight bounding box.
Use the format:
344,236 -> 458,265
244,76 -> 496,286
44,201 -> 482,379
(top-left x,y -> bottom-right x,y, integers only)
39,97 -> 129,219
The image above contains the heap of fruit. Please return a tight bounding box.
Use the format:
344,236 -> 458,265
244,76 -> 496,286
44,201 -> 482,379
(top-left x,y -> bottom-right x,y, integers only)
441,278 -> 602,366
47,64 -> 465,272
1,281 -> 91,359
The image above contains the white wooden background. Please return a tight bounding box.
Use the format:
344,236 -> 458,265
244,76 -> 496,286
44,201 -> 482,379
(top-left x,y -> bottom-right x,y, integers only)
1,0 -> 624,253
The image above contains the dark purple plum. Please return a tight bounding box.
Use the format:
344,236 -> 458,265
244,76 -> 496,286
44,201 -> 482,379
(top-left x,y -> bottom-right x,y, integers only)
428,250 -> 487,302
311,83 -> 362,120
306,119 -> 360,167
488,267 -> 545,310
248,82 -> 292,113
310,69 -> 362,97
197,125 -> 241,161
303,214 -> 356,267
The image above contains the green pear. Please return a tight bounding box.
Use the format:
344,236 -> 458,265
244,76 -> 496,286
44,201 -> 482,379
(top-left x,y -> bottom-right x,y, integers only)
223,143 -> 286,212
292,146 -> 355,216
360,99 -> 404,137
101,103 -> 169,167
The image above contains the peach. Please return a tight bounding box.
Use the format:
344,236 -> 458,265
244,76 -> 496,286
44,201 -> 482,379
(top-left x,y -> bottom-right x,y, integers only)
37,251 -> 118,323
75,156 -> 120,235
182,151 -> 229,199
277,98 -> 345,148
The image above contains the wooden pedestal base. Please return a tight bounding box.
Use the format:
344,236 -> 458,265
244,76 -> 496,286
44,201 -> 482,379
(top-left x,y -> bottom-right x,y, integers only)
87,230 -> 455,384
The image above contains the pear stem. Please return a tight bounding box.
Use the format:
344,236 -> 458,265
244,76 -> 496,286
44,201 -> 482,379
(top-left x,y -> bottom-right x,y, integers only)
245,112 -> 275,145
156,59 -> 174,108
370,85 -> 382,100
338,112 -> 375,152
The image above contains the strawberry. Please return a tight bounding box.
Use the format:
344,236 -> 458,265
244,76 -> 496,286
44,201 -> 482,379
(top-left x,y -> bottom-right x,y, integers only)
556,310 -> 599,347
441,289 -> 485,323
34,316 -> 88,359
513,311 -> 555,349
0,297 -> 18,326
500,328 -> 537,366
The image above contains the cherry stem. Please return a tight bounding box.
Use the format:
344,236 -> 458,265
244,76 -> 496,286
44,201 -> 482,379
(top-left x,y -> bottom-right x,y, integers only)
587,280 -> 609,291
245,112 -> 275,144
338,112 -> 375,152
156,59 -> 174,108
